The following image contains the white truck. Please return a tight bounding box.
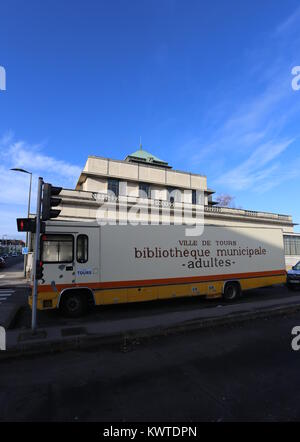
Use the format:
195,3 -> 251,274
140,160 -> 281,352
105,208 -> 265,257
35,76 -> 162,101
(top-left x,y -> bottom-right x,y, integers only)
29,221 -> 287,317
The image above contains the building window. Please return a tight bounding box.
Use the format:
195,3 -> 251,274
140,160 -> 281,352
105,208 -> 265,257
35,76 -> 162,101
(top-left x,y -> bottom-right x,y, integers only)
139,182 -> 150,198
192,190 -> 196,205
284,235 -> 300,256
167,187 -> 181,203
41,234 -> 74,263
76,235 -> 88,263
192,190 -> 204,205
107,179 -> 119,197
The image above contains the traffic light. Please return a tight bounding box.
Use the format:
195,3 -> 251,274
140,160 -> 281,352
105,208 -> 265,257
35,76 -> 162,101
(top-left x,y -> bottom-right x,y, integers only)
17,217 -> 36,232
42,183 -> 62,220
35,261 -> 44,280
16,218 -> 45,233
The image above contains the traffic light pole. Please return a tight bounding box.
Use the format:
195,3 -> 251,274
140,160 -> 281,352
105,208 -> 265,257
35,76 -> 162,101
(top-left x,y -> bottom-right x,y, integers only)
31,177 -> 43,332
24,172 -> 32,277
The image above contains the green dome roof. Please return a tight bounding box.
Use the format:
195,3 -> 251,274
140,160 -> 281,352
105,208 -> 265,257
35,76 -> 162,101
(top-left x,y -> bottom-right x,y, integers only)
125,147 -> 171,168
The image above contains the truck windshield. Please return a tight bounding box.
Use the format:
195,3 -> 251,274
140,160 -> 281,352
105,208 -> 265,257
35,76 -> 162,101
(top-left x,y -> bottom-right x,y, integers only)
41,234 -> 74,263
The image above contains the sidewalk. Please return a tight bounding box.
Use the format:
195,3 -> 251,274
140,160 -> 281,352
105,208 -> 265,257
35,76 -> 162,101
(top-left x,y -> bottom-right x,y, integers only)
0,269 -> 30,288
0,266 -> 30,329
2,293 -> 300,359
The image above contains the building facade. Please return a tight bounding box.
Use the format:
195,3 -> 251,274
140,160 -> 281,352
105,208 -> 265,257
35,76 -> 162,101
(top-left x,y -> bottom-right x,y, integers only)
0,239 -> 25,255
30,147 -> 300,269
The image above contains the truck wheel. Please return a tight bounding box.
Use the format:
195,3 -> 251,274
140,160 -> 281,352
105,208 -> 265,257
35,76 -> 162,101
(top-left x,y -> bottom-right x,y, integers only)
60,292 -> 87,318
223,282 -> 240,302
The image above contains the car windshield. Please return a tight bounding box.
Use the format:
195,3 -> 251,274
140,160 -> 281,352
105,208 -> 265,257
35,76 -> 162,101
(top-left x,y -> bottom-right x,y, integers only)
293,262 -> 300,270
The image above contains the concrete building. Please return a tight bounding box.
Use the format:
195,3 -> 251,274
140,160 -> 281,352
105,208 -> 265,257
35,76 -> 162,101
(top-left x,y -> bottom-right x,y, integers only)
0,239 -> 25,255
283,233 -> 300,269
31,146 -> 300,269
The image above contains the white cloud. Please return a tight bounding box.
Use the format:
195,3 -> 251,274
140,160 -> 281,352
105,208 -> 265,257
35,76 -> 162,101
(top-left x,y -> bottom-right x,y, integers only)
0,204 -> 26,240
216,139 -> 295,192
177,6 -> 300,199
276,6 -> 300,34
0,134 -> 82,237
0,138 -> 81,183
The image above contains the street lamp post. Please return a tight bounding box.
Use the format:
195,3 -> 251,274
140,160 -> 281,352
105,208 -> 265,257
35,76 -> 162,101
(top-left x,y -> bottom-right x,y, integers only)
2,234 -> 8,254
10,168 -> 32,277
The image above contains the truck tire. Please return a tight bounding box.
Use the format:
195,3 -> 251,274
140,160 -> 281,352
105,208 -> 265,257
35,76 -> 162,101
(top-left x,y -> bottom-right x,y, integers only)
60,292 -> 87,318
223,282 -> 240,302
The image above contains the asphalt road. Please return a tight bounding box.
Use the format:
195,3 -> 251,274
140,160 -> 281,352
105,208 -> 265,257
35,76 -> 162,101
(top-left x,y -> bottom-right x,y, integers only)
0,255 -> 23,271
14,283 -> 300,329
0,259 -> 28,326
1,311 -> 300,421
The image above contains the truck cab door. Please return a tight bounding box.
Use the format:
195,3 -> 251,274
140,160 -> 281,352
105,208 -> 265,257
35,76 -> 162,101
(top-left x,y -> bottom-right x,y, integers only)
40,234 -> 76,287
75,229 -> 99,285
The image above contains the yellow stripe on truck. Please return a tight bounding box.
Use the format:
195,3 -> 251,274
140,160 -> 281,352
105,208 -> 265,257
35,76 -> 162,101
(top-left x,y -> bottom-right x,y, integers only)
30,273 -> 286,310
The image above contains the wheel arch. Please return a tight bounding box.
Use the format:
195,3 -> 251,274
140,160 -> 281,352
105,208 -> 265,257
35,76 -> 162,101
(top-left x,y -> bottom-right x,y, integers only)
222,279 -> 242,295
57,287 -> 96,308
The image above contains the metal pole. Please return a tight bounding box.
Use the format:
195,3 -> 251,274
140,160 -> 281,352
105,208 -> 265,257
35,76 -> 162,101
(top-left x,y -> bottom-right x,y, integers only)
24,173 -> 32,277
31,177 -> 43,332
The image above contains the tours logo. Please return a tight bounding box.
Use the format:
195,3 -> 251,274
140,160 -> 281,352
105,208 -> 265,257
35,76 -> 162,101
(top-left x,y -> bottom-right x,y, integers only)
0,66 -> 6,91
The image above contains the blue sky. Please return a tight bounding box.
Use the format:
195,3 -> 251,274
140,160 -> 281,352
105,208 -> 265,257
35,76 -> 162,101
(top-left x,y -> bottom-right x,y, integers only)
1,0 -> 300,237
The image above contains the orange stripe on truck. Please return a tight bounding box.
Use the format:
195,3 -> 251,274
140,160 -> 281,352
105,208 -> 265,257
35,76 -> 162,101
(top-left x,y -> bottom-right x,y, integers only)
36,269 -> 286,293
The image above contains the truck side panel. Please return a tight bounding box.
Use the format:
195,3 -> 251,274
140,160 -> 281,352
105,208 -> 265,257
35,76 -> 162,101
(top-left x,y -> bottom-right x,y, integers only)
33,224 -> 286,310
99,225 -> 285,282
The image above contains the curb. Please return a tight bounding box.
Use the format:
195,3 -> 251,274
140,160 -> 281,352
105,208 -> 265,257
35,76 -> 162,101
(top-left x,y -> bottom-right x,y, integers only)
1,300 -> 300,361
0,304 -> 22,330
0,283 -> 30,289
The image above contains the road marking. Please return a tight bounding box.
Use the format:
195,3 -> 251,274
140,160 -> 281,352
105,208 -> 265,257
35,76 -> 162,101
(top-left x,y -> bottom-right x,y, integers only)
0,289 -> 15,304
0,275 -> 5,279
0,293 -> 14,303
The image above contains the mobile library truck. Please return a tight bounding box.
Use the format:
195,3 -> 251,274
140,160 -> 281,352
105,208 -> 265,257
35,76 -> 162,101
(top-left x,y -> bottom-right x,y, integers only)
29,222 -> 286,317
